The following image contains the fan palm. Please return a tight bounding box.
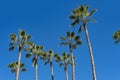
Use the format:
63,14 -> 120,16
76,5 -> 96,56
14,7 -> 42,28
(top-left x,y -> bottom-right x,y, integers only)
60,31 -> 82,80
113,30 -> 120,44
54,52 -> 72,80
41,50 -> 54,80
25,43 -> 44,80
69,5 -> 97,80
9,29 -> 31,80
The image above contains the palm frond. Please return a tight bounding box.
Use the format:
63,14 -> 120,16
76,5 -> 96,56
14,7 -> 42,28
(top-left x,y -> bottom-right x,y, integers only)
113,30 -> 120,44
66,31 -> 70,38
21,68 -> 26,72
71,31 -> 75,38
25,41 -> 34,47
11,69 -> 16,73
59,63 -> 64,67
87,18 -> 96,23
76,40 -> 82,45
9,46 -> 15,51
45,59 -> 50,65
74,36 -> 80,41
25,53 -> 32,58
72,44 -> 78,49
60,36 -> 67,41
10,34 -> 18,42
71,18 -> 80,26
19,30 -> 26,38
26,35 -> 31,40
78,25 -> 82,33
60,42 -> 69,46
69,15 -> 77,19
114,40 -> 120,44
88,9 -> 96,17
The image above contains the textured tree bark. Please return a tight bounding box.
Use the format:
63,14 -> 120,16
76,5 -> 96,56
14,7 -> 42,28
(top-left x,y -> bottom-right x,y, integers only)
16,44 -> 22,80
83,21 -> 96,80
65,63 -> 68,80
69,44 -> 75,80
35,59 -> 38,80
50,61 -> 54,80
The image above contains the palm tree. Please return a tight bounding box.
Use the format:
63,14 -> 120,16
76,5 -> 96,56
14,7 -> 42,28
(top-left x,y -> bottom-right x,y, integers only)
54,52 -> 72,80
60,31 -> 82,80
25,43 -> 44,80
41,50 -> 54,80
8,61 -> 26,78
113,30 -> 120,44
9,30 -> 31,80
69,5 -> 97,80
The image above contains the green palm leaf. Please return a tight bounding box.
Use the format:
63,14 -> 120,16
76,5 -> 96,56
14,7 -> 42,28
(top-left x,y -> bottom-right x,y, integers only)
60,42 -> 69,46
19,30 -> 26,38
71,18 -> 80,26
88,9 -> 96,17
21,68 -> 26,72
9,46 -> 15,51
78,25 -> 82,33
10,34 -> 18,42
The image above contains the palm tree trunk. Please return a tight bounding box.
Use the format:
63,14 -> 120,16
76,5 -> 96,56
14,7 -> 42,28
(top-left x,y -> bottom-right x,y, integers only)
16,44 -> 22,80
83,21 -> 96,80
69,44 -> 75,80
50,61 -> 54,80
35,57 -> 38,80
35,62 -> 38,80
64,63 -> 68,80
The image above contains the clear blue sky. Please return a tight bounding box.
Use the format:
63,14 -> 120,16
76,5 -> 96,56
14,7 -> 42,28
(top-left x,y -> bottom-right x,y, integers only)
0,0 -> 120,80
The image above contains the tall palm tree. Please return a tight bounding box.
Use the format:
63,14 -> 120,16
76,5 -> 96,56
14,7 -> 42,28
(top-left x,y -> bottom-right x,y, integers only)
8,61 -> 26,78
69,5 -> 97,80
41,50 -> 54,80
25,43 -> 44,80
113,30 -> 120,44
60,31 -> 82,80
9,30 -> 31,80
54,52 -> 72,80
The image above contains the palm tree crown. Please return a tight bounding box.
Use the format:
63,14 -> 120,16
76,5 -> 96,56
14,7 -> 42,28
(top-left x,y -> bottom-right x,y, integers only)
60,31 -> 82,49
54,52 -> 72,70
8,61 -> 26,73
70,5 -> 96,33
9,30 -> 31,51
113,30 -> 120,44
25,43 -> 44,67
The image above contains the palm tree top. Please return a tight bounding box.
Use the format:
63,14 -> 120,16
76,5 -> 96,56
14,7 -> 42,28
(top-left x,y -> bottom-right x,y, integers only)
54,52 -> 72,67
60,31 -> 82,49
9,29 -> 32,51
69,5 -> 96,26
8,61 -> 26,73
41,49 -> 55,65
113,30 -> 120,44
10,30 -> 31,43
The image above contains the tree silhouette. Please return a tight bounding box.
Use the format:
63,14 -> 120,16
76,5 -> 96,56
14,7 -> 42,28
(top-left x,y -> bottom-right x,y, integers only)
54,52 -> 72,80
25,43 -> 45,80
41,50 -> 55,80
60,31 -> 82,80
9,30 -> 31,80
70,5 -> 97,80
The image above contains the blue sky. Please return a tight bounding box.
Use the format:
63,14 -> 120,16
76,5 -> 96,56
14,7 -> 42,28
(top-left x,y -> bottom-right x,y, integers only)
0,0 -> 120,80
